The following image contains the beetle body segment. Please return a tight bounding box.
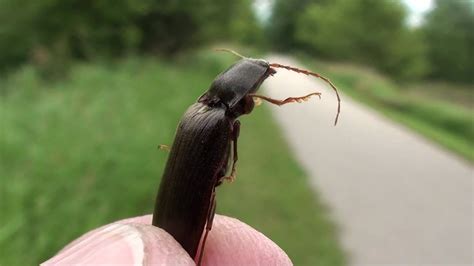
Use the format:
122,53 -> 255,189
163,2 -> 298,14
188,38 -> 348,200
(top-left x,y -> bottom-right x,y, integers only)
198,59 -> 274,110
153,102 -> 232,258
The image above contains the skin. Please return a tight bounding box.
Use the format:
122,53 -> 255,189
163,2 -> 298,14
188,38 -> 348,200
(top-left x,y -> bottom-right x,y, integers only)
42,214 -> 292,265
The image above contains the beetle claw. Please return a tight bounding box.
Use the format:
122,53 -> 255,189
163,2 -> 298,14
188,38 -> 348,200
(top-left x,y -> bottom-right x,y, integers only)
224,170 -> 237,183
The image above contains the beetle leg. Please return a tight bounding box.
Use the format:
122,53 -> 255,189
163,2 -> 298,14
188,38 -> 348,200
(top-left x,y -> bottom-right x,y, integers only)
249,92 -> 321,106
224,120 -> 240,183
157,144 -> 170,152
197,188 -> 217,266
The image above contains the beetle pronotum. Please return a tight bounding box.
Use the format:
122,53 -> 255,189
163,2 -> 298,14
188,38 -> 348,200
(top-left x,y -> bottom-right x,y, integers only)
152,49 -> 340,265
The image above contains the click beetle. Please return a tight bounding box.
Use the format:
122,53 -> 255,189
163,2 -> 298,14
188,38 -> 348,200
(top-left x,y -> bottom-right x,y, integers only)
152,49 -> 340,265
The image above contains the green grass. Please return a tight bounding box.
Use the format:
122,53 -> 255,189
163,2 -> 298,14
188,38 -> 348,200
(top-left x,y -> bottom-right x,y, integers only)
0,51 -> 345,265
300,57 -> 474,162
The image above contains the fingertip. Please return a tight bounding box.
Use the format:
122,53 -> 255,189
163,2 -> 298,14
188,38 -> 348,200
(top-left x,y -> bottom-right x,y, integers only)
201,215 -> 292,266
43,214 -> 291,266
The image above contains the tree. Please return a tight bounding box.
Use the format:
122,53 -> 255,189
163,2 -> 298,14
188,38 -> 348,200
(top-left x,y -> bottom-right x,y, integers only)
139,0 -> 261,53
266,0 -> 326,51
294,0 -> 428,80
0,0 -> 261,72
422,0 -> 474,83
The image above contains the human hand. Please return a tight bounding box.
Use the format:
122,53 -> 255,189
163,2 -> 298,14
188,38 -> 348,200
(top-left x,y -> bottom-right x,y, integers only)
42,214 -> 292,265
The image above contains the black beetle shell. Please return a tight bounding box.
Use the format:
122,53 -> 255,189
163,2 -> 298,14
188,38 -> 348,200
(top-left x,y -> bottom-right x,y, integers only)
199,59 -> 270,108
153,102 -> 232,258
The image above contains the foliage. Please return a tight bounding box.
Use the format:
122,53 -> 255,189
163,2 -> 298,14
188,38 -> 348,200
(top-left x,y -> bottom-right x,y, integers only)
0,0 -> 261,73
422,0 -> 474,83
0,53 -> 345,265
266,0 -> 323,51
293,0 -> 428,80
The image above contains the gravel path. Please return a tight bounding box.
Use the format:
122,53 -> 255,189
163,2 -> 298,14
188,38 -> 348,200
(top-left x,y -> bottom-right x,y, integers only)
263,56 -> 473,266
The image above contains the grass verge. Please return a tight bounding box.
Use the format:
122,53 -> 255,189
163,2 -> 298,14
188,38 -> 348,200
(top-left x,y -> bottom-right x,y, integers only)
0,51 -> 345,265
300,57 -> 473,162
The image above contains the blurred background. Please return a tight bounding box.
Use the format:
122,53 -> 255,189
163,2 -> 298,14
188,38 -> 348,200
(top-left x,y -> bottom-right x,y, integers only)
0,0 -> 472,265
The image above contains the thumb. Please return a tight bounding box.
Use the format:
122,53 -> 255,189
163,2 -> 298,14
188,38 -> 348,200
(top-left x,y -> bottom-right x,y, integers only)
42,218 -> 194,265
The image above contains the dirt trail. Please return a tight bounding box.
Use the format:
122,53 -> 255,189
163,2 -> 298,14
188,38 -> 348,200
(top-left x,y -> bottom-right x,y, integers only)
263,55 -> 473,265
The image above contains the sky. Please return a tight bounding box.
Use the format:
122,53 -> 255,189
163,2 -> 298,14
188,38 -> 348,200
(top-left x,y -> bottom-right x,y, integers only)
253,0 -> 435,27
403,0 -> 434,26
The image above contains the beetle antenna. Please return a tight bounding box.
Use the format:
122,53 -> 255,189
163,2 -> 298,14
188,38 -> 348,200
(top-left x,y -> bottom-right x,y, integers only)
214,48 -> 247,59
270,63 -> 341,125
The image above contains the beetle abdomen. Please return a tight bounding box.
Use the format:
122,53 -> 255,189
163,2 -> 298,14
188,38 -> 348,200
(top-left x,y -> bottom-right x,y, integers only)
153,102 -> 232,258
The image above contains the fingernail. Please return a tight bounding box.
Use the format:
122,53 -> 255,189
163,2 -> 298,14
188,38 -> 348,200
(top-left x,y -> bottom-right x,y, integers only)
42,223 -> 193,265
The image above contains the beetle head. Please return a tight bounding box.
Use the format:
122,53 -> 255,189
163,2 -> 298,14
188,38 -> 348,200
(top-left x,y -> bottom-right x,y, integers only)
203,48 -> 341,124
198,58 -> 276,117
